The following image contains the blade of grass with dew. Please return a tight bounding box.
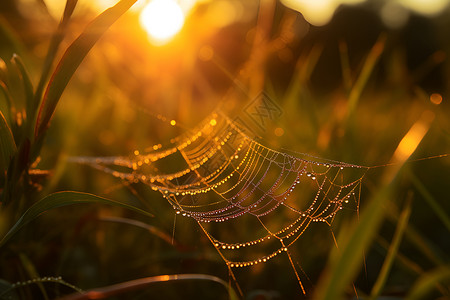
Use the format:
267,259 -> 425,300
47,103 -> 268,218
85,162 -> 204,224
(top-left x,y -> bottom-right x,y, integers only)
0,279 -> 19,300
34,0 -> 137,139
0,277 -> 83,299
409,171 -> 450,233
368,197 -> 412,300
0,110 -> 16,174
57,274 -> 239,300
0,191 -> 153,247
19,253 -> 49,300
406,265 -> 450,300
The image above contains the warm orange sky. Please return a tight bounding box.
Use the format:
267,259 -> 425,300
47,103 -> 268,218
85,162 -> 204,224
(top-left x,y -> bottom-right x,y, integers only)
39,0 -> 450,45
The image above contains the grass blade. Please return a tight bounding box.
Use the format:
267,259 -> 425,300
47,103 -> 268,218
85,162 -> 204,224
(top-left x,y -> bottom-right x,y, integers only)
346,34 -> 385,117
0,279 -> 19,300
339,40 -> 352,93
375,235 -> 449,296
285,44 -> 323,101
0,191 -> 153,247
406,265 -> 450,300
409,171 -> 450,233
368,197 -> 412,300
11,54 -> 33,108
0,18 -> 25,60
57,274 -> 239,300
385,202 -> 447,266
19,253 -> 49,300
31,0 -> 78,118
1,70 -> 13,115
314,108 -> 433,300
0,110 -> 17,173
35,0 -> 137,139
99,216 -> 180,248
314,178 -> 396,300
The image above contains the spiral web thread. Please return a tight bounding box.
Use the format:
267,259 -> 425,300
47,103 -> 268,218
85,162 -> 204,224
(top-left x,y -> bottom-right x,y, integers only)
72,110 -> 369,294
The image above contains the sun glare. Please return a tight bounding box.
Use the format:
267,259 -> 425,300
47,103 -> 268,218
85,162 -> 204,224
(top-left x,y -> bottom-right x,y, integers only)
139,0 -> 185,45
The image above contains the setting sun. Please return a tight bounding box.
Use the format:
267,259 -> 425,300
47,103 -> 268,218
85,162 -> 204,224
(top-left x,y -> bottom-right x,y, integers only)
139,0 -> 185,45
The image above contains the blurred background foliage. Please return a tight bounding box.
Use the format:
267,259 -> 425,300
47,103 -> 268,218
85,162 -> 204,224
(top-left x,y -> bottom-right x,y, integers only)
0,0 -> 449,299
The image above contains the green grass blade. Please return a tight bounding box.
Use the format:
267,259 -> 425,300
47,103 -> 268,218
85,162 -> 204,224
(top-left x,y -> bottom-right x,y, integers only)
31,0 -> 78,117
314,180 -> 396,300
1,72 -> 13,115
376,236 -> 423,275
406,265 -> 450,300
0,279 -> 19,300
314,147 -> 409,300
0,18 -> 25,60
57,274 -> 239,300
11,54 -> 34,118
285,44 -> 323,101
35,0 -> 137,139
19,253 -> 49,300
375,235 -> 448,296
99,216 -> 179,247
347,34 -> 385,117
0,191 -> 153,247
369,198 -> 412,300
409,172 -> 450,233
339,40 -> 352,93
385,202 -> 447,265
0,110 -> 17,173
315,107 -> 435,299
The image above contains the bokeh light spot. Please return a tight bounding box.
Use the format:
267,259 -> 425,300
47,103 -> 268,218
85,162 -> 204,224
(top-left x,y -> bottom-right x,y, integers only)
199,46 -> 214,61
430,93 -> 443,105
274,127 -> 285,137
381,1 -> 409,28
398,0 -> 449,16
280,0 -> 365,26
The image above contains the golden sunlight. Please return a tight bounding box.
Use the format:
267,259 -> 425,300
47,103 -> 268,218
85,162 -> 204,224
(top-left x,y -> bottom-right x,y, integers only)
399,0 -> 449,16
392,110 -> 435,163
280,0 -> 339,26
280,0 -> 448,26
280,0 -> 365,26
139,0 -> 185,45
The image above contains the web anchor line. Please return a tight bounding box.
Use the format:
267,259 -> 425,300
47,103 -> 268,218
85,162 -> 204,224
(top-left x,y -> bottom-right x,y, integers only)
72,110 -> 369,294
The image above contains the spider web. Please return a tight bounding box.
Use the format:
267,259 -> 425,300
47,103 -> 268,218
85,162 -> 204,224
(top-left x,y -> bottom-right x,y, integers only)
71,110 -> 368,294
